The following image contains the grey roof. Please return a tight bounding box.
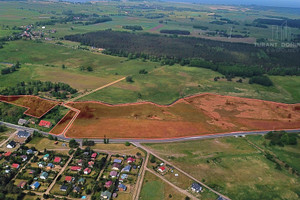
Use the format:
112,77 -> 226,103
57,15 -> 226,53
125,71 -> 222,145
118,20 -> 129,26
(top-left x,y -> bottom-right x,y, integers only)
113,159 -> 122,163
18,119 -> 28,125
7,140 -> 16,147
101,191 -> 112,199
17,130 -> 31,138
60,185 -> 68,190
191,182 -> 202,191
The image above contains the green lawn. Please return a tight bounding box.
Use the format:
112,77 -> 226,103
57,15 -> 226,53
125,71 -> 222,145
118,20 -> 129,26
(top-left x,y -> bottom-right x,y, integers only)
144,136 -> 300,200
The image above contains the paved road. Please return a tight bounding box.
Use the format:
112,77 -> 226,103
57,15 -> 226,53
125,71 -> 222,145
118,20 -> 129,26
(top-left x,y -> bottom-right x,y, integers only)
146,168 -> 198,200
133,142 -> 231,200
1,120 -> 300,144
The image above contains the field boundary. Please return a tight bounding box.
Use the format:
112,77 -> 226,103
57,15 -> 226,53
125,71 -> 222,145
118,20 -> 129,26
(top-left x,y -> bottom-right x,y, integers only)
0,95 -> 59,118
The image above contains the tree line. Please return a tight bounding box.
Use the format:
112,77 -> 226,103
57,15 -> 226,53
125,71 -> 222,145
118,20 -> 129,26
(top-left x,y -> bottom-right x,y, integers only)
1,61 -> 21,75
0,80 -> 77,99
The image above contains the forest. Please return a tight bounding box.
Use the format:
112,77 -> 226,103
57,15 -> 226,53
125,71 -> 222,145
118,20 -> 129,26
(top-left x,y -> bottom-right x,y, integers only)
254,18 -> 300,28
65,30 -> 300,77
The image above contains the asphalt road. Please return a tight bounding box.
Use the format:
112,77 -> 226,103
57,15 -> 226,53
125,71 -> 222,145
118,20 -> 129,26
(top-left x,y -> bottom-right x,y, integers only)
1,120 -> 300,144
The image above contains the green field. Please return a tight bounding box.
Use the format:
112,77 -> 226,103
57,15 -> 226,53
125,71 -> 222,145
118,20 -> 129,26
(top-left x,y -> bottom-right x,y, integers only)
143,136 -> 300,200
140,171 -> 187,200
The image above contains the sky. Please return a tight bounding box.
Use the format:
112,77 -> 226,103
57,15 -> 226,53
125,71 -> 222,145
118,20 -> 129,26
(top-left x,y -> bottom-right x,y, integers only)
166,0 -> 300,8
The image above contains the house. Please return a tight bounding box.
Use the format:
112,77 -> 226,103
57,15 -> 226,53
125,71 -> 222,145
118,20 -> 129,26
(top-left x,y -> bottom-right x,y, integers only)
29,170 -> 35,174
101,191 -> 112,199
26,149 -> 33,155
88,161 -> 94,167
119,174 -> 128,182
53,157 -> 61,163
113,159 -> 122,164
31,181 -> 40,190
4,152 -> 11,157
109,171 -> 118,178
17,181 -> 27,189
112,163 -> 121,171
158,166 -> 166,173
60,185 -> 68,192
18,119 -> 28,126
91,152 -> 97,159
83,152 -> 89,156
77,159 -> 83,166
65,176 -> 73,182
47,163 -> 54,169
127,157 -> 135,163
38,162 -> 46,168
191,182 -> 202,193
73,186 -> 81,193
105,181 -> 113,188
84,168 -> 91,175
20,155 -> 28,162
71,166 -> 82,171
0,154 -> 2,160
78,177 -> 85,184
43,154 -> 50,161
7,141 -> 16,149
40,172 -> 49,179
122,165 -> 131,173
17,130 -> 31,138
39,120 -> 52,128
217,196 -> 227,200
5,169 -> 11,174
12,163 -> 20,169
118,183 -> 127,191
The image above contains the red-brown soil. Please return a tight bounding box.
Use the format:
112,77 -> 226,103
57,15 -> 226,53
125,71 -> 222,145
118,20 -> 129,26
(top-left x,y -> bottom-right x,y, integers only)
62,94 -> 300,139
0,95 -> 58,118
50,110 -> 77,135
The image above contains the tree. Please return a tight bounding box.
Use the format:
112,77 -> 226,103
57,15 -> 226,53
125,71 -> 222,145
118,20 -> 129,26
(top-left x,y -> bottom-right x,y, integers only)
87,66 -> 93,71
126,76 -> 134,83
125,142 -> 130,146
62,64 -> 66,69
150,155 -> 156,163
69,139 -> 79,148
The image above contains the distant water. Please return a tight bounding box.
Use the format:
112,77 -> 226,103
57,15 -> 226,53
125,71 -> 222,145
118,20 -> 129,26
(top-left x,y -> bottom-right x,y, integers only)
63,0 -> 300,9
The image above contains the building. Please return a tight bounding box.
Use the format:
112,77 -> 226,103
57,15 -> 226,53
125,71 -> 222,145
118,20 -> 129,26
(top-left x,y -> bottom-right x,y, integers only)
109,171 -> 118,178
40,172 -> 49,179
158,166 -> 166,173
4,152 -> 11,157
119,174 -> 128,182
54,157 -> 61,163
127,157 -> 135,163
47,163 -> 54,169
84,168 -> 91,175
12,163 -> 20,169
88,161 -> 94,167
38,161 -> 46,168
191,182 -> 202,193
118,184 -> 127,191
101,191 -> 112,199
73,186 -> 81,193
91,152 -> 97,159
60,185 -> 68,192
39,120 -> 52,128
21,155 -> 28,162
105,181 -> 113,188
113,159 -> 122,164
18,119 -> 28,126
17,181 -> 27,189
112,163 -> 121,171
43,154 -> 50,161
71,166 -> 82,171
65,176 -> 73,182
7,141 -> 16,149
26,149 -> 33,155
78,177 -> 85,184
31,181 -> 40,190
17,130 -> 31,138
122,165 -> 131,173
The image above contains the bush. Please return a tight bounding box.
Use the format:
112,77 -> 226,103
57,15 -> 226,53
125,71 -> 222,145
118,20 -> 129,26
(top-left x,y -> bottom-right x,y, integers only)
126,76 -> 134,83
125,142 -> 130,146
249,75 -> 273,86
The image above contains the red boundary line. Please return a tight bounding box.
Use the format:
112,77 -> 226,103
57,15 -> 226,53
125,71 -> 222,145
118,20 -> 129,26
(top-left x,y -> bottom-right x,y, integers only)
0,95 -> 59,118
49,110 -> 73,135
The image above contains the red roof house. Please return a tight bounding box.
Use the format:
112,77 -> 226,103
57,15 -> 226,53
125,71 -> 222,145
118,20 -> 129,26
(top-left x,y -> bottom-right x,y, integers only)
12,163 -> 20,169
54,157 -> 61,163
17,181 -> 27,189
39,120 -> 52,128
91,153 -> 97,159
127,157 -> 136,163
65,176 -> 73,182
84,168 -> 91,175
4,152 -> 12,157
158,166 -> 166,173
71,166 -> 82,171
88,161 -> 94,167
105,181 -> 113,188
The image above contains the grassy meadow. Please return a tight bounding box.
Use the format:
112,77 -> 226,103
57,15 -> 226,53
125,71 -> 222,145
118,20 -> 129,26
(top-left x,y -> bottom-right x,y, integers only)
143,136 -> 300,200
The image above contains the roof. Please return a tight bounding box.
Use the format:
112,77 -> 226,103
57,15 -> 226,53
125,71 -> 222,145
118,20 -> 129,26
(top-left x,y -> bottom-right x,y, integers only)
120,174 -> 128,179
118,184 -> 127,190
17,130 -> 30,138
17,181 -> 27,188
71,166 -> 82,171
73,186 -> 81,192
60,185 -> 68,190
88,161 -> 94,166
26,149 -> 33,154
113,159 -> 122,163
191,182 -> 202,190
32,181 -> 40,188
101,191 -> 112,198
78,177 -> 85,183
159,166 -> 166,171
4,152 -> 12,157
105,181 -> 113,187
41,172 -> 49,176
43,154 -> 50,158
65,176 -> 73,182
12,163 -> 20,168
217,196 -> 227,200
39,120 -> 52,127
91,153 -> 97,158
122,165 -> 131,171
47,163 -> 54,167
18,119 -> 28,125
127,157 -> 135,162
84,168 -> 91,173
112,163 -> 121,168
110,171 -> 118,177
7,141 -> 16,147
54,157 -> 61,163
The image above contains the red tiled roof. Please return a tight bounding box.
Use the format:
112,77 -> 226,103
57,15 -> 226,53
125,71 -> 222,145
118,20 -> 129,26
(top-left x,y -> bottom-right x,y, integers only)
159,166 -> 166,171
39,120 -> 52,127
12,163 -> 20,168
105,181 -> 113,187
54,157 -> 61,163
91,153 -> 97,158
84,168 -> 91,173
71,166 -> 82,171
4,152 -> 12,157
127,157 -> 135,162
65,176 -> 72,182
